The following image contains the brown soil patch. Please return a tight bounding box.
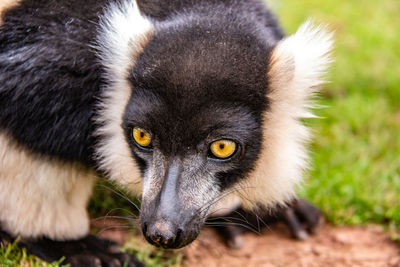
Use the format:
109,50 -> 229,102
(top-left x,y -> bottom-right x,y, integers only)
184,224 -> 400,267
93,219 -> 400,267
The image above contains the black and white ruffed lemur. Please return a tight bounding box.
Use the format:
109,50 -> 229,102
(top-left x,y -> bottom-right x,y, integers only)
0,0 -> 333,265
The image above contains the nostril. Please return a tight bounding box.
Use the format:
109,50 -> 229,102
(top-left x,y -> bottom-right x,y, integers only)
142,221 -> 188,248
175,228 -> 183,243
154,234 -> 163,245
142,222 -> 148,235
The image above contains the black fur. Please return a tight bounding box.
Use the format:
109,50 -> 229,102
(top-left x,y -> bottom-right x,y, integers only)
20,234 -> 144,267
0,0 -> 108,165
0,0 -> 283,167
137,0 -> 284,41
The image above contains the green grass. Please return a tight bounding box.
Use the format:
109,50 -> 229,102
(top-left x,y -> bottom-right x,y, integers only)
0,240 -> 65,267
122,235 -> 183,267
2,0 -> 399,265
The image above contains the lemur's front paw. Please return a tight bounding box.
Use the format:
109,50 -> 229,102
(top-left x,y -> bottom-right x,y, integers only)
209,198 -> 324,248
21,235 -> 143,267
282,198 -> 324,240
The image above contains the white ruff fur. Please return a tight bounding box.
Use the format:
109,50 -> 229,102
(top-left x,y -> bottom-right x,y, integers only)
238,21 -> 333,209
0,134 -> 95,240
95,0 -> 154,195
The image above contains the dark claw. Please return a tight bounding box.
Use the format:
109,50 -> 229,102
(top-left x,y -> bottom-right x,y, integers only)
212,225 -> 245,249
286,198 -> 324,237
282,206 -> 310,240
209,198 -> 324,248
291,198 -> 324,234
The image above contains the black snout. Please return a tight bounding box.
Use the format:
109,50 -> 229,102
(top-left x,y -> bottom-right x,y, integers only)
141,159 -> 202,248
142,220 -> 185,248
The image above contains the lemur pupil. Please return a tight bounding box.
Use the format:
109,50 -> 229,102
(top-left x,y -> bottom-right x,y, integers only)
140,132 -> 144,138
219,144 -> 225,150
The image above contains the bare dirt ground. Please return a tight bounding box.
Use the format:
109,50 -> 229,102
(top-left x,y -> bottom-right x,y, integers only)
94,220 -> 400,267
185,224 -> 400,267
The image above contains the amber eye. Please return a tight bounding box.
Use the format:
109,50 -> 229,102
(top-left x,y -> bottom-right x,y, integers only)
209,140 -> 237,159
133,127 -> 152,148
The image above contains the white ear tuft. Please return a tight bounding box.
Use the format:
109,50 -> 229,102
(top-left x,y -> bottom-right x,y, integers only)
96,0 -> 153,78
268,20 -> 334,118
237,21 -> 334,209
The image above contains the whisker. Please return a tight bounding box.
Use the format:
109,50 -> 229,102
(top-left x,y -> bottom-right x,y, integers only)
103,207 -> 136,217
207,215 -> 261,234
96,183 -> 141,213
205,222 -> 259,234
96,225 -> 137,236
93,215 -> 137,221
195,188 -> 239,215
206,216 -> 251,225
196,185 -> 257,216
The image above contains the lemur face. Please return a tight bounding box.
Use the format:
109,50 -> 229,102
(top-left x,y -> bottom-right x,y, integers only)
122,28 -> 270,248
96,1 -> 332,250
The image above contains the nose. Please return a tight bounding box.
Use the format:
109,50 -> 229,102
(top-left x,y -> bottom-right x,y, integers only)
142,220 -> 184,248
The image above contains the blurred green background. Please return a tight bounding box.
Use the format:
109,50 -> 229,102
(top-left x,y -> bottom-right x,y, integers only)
1,0 -> 399,266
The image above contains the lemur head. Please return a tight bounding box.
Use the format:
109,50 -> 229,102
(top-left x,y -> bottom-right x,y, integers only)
96,1 -> 332,248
